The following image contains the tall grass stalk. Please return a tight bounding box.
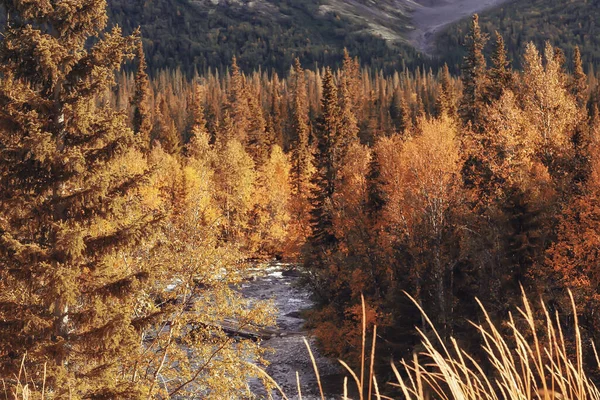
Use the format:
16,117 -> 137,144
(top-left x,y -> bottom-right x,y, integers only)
9,291 -> 600,399
392,290 -> 600,400
254,290 -> 600,400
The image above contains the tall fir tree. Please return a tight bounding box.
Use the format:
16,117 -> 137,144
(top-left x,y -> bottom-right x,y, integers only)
290,58 -> 313,196
459,14 -> 489,130
0,0 -> 162,395
131,37 -> 153,147
390,85 -> 410,135
489,31 -> 513,101
246,90 -> 270,166
186,83 -> 211,159
366,144 -> 387,218
569,46 -> 592,189
227,56 -> 251,143
341,48 -> 362,115
571,46 -> 588,108
309,67 -> 341,250
217,110 -> 236,149
338,75 -> 360,149
437,64 -> 456,117
269,73 -> 285,148
153,95 -> 181,155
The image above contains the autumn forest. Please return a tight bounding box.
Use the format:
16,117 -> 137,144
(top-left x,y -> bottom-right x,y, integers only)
2,0 -> 600,398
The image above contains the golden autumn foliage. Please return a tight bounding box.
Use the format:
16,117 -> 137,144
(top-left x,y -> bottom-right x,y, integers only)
521,42 -> 580,176
132,147 -> 276,397
4,3 -> 600,396
0,1 -> 273,397
253,145 -> 294,255
213,138 -> 257,243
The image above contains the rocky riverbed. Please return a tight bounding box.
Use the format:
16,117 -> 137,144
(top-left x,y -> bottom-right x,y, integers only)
242,262 -> 349,399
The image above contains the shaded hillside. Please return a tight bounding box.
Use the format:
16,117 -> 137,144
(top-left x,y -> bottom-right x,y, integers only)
434,0 -> 600,70
108,0 -> 425,75
409,0 -> 512,55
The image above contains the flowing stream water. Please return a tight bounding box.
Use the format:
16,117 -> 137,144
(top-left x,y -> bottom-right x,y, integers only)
242,262 -> 350,399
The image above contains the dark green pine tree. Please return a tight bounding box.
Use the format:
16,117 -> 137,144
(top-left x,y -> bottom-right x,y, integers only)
246,92 -> 270,166
437,64 -> 456,117
341,48 -> 362,114
153,95 -> 182,154
131,37 -> 153,147
489,31 -> 513,101
500,188 -> 546,304
338,74 -> 360,149
309,68 -> 342,250
227,56 -> 251,143
269,73 -> 285,148
290,58 -> 313,196
217,110 -> 236,149
569,46 -> 591,189
186,83 -> 211,159
570,46 -> 588,108
366,146 -> 387,218
390,85 -> 410,135
459,14 -> 489,130
0,0 -> 162,395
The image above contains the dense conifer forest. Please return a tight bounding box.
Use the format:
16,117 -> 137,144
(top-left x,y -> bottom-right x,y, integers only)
436,0 -> 600,71
3,0 -> 600,398
106,0 -> 423,75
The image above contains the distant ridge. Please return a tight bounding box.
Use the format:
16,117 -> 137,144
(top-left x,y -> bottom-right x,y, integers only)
107,0 -> 425,75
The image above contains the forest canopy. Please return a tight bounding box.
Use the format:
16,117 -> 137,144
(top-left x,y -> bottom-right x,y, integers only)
435,0 -> 600,71
2,0 -> 600,397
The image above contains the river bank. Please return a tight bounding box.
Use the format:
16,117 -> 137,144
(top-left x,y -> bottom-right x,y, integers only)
242,262 -> 348,399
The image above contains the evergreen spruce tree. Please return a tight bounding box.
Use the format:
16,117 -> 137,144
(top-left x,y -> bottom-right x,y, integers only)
186,83 -> 211,159
437,64 -> 456,117
390,85 -> 410,135
460,14 -> 489,130
269,73 -> 285,148
569,46 -> 592,189
366,146 -> 386,218
489,31 -> 513,101
338,75 -> 360,149
131,37 -> 153,147
217,110 -> 236,149
341,48 -> 362,114
227,56 -> 251,142
0,0 -> 162,395
246,92 -> 270,166
415,87 -> 426,120
554,46 -> 567,72
290,58 -> 313,196
309,68 -> 341,249
571,46 -> 588,108
153,95 -> 182,154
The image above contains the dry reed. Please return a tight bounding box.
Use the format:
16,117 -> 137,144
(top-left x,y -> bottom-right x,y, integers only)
8,290 -> 600,400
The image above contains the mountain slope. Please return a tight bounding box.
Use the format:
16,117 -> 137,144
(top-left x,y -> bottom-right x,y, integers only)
409,0 -> 511,55
107,0 -> 423,75
433,0 -> 600,69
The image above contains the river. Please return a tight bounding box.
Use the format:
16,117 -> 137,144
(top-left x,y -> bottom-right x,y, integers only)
242,262 -> 351,399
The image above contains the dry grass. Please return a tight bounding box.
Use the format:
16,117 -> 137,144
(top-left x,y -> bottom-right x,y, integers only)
390,289 -> 600,400
7,290 -> 600,399
2,355 -> 46,400
252,290 -> 600,400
